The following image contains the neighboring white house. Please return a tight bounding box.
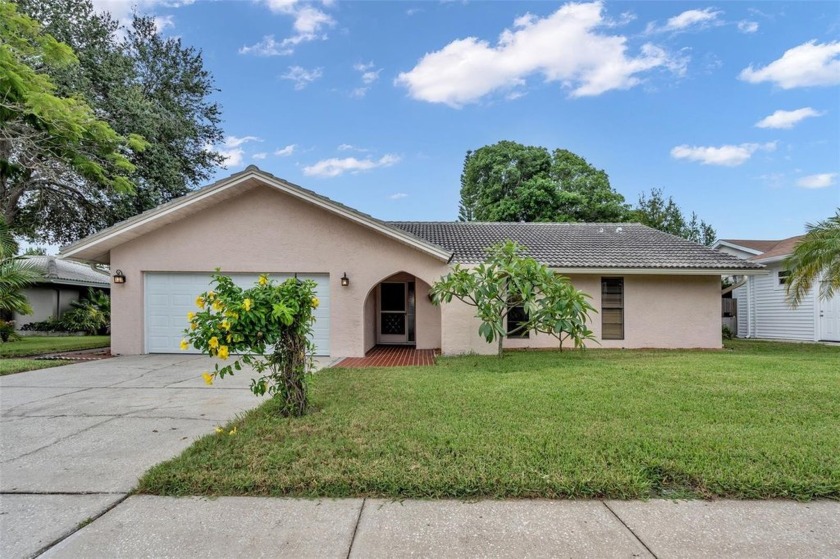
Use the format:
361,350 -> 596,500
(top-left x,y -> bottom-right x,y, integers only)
714,238 -> 840,342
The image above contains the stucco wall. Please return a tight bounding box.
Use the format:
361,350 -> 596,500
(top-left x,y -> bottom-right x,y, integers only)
15,287 -> 82,327
441,274 -> 722,354
109,184 -> 449,356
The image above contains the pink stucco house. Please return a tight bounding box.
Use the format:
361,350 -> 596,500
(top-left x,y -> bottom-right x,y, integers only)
60,166 -> 763,357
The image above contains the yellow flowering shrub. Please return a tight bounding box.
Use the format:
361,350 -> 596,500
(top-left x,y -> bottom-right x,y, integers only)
182,270 -> 319,416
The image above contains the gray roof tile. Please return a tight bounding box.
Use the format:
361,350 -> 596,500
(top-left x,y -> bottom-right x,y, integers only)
388,222 -> 763,270
25,256 -> 110,286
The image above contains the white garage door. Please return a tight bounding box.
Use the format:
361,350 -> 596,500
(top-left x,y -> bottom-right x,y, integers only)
145,272 -> 330,355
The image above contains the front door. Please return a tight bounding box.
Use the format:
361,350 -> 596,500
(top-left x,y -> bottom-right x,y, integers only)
818,288 -> 840,342
378,282 -> 408,344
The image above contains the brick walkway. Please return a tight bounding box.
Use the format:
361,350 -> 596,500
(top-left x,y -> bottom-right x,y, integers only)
336,345 -> 438,368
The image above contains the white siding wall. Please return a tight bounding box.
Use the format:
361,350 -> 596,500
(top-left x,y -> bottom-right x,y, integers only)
733,283 -> 749,338
742,264 -> 816,340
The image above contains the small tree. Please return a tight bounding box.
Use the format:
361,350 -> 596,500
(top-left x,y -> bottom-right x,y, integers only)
183,272 -> 319,417
431,241 -> 595,357
785,209 -> 840,307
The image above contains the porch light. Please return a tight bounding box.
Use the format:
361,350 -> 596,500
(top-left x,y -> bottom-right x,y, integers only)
340,272 -> 350,287
113,270 -> 126,284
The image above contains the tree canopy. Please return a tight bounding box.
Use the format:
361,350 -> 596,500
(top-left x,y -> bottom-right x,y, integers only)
785,210 -> 840,307
0,0 -> 147,243
633,188 -> 716,246
458,141 -> 630,223
8,0 -> 223,244
458,141 -> 717,246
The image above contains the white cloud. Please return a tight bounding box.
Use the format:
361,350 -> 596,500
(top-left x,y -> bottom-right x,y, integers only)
351,62 -> 382,98
242,0 -> 335,55
670,142 -> 777,167
389,193 -> 408,200
239,35 -> 292,56
755,107 -> 824,129
213,135 -> 262,168
224,135 -> 262,148
395,2 -> 685,107
153,15 -> 175,32
337,144 -> 369,152
653,8 -> 723,33
280,66 -> 323,90
274,144 -> 297,157
797,173 -> 837,189
303,154 -> 401,178
739,40 -> 840,89
737,20 -> 759,34
252,152 -> 268,160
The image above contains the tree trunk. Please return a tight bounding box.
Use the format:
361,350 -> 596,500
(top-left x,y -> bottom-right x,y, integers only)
497,335 -> 504,358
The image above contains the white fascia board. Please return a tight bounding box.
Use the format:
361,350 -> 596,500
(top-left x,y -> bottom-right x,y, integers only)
549,267 -> 769,276
712,240 -> 764,255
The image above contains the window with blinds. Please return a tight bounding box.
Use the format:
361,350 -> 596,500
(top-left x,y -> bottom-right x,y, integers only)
601,277 -> 624,340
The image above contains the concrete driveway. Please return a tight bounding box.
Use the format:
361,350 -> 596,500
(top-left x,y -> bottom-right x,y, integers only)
0,354 -> 335,558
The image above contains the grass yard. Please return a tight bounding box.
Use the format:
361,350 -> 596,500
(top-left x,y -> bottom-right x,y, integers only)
0,359 -> 66,376
138,340 -> 840,500
0,336 -> 110,358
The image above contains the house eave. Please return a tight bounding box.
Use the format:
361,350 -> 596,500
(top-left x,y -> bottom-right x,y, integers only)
712,240 -> 764,256
35,278 -> 110,289
548,266 -> 768,276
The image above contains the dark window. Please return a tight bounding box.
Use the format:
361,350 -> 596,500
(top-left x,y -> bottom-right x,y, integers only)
778,270 -> 790,286
601,278 -> 624,340
507,305 -> 530,339
380,283 -> 405,311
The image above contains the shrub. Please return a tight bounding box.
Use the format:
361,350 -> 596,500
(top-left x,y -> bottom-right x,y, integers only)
0,320 -> 19,342
19,318 -> 66,332
722,325 -> 734,340
183,272 -> 318,417
61,289 -> 110,335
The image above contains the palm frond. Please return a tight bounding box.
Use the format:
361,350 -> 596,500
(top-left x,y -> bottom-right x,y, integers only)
785,210 -> 840,307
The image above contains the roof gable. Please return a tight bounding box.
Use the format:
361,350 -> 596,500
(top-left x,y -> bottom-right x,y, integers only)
60,166 -> 453,264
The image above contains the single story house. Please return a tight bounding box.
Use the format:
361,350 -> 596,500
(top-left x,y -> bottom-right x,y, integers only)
714,237 -> 840,342
13,255 -> 110,329
60,166 -> 763,357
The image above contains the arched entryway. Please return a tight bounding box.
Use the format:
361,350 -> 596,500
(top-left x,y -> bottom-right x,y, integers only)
362,272 -> 441,353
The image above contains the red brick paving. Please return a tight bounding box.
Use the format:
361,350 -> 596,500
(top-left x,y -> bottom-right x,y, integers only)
336,345 -> 438,368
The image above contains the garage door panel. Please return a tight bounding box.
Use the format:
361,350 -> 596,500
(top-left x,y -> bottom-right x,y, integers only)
145,272 -> 330,355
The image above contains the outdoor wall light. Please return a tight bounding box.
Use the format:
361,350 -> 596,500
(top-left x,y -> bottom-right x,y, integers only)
113,270 -> 126,284
340,272 -> 350,287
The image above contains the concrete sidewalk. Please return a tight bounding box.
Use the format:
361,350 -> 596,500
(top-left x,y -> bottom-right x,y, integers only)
28,496 -> 840,559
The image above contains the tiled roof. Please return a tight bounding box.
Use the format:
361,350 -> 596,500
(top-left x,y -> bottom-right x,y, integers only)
748,235 -> 805,262
388,222 -> 764,270
24,256 -> 110,287
719,239 -> 781,253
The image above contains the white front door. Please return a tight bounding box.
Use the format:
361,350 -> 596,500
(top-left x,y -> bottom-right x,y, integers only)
377,282 -> 408,344
818,289 -> 840,342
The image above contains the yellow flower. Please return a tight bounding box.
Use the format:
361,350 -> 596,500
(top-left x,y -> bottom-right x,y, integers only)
202,372 -> 214,385
187,311 -> 195,321
207,290 -> 216,301
225,310 -> 239,319
180,339 -> 189,351
259,274 -> 268,286
311,297 -> 319,309
195,296 -> 205,308
218,346 -> 229,360
208,336 -> 219,349
243,298 -> 253,312
220,319 -> 230,331
228,426 -> 237,436
215,426 -> 223,434
190,322 -> 197,330
212,299 -> 224,312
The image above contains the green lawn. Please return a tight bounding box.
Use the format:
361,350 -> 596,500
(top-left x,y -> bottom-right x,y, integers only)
138,340 -> 840,500
0,359 -> 66,376
0,336 -> 110,358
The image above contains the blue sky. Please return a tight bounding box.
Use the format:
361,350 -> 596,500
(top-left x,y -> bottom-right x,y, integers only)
97,0 -> 839,240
